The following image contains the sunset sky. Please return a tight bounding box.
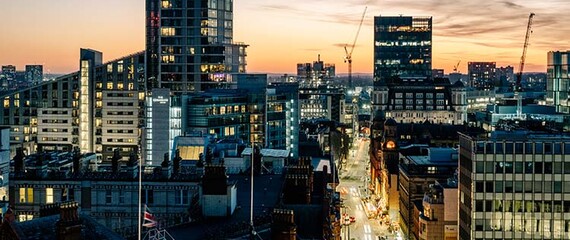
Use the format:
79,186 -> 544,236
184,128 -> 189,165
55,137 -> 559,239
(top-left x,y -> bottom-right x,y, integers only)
1,0 -> 569,75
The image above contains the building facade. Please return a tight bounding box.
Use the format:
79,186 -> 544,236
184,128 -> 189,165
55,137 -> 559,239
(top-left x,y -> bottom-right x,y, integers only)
468,62 -> 496,90
145,0 -> 247,93
25,65 -> 43,85
398,147 -> 458,239
0,49 -> 145,162
459,129 -> 570,240
373,16 -> 432,87
9,151 -> 203,237
547,51 -> 570,114
372,77 -> 467,124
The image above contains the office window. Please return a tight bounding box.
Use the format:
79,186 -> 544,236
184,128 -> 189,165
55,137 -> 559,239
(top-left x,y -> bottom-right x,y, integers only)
119,190 -> 125,204
19,188 -> 34,203
142,189 -> 154,205
175,189 -> 189,205
46,188 -> 54,204
505,181 -> 513,193
61,188 -> 74,201
476,162 -> 484,173
515,181 -> 523,193
495,181 -> 503,193
515,162 -> 523,173
106,189 -> 112,204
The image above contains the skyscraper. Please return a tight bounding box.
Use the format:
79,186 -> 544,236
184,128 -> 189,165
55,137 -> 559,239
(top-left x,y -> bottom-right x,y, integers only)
547,51 -> 570,113
373,16 -> 432,87
145,0 -> 247,93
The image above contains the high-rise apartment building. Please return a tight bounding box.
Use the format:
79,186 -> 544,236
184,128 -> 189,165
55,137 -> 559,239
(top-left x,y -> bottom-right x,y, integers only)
468,62 -> 496,90
297,56 -> 335,88
25,65 -> 43,85
546,51 -> 570,113
0,49 -> 145,162
459,125 -> 570,240
373,16 -> 432,87
145,0 -> 247,93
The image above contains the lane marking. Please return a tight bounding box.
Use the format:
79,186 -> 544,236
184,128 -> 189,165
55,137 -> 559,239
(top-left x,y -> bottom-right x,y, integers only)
364,224 -> 371,233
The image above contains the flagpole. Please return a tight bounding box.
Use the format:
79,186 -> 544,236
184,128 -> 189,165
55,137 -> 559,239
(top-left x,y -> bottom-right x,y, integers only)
250,143 -> 255,239
138,156 -> 142,239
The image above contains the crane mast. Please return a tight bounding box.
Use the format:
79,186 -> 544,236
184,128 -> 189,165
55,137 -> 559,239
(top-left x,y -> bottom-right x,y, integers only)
515,13 -> 535,118
344,6 -> 367,88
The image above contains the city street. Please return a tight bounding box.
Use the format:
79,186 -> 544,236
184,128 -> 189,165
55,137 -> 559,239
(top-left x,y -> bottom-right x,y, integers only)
338,138 -> 393,240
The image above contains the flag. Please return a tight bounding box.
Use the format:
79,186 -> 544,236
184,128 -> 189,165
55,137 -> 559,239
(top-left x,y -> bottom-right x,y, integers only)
143,206 -> 157,228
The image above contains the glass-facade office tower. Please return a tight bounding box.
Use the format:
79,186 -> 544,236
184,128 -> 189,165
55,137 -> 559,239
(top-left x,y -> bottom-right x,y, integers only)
146,0 -> 247,93
373,16 -> 432,88
547,51 -> 570,114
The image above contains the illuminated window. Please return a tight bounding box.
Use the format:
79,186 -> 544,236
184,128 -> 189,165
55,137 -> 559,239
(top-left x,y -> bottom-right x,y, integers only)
46,188 -> 54,204
117,83 -> 124,90
107,82 -> 113,89
3,97 -> 9,108
18,215 -> 33,222
161,0 -> 171,8
161,27 -> 176,36
386,141 -> 396,149
162,55 -> 175,63
107,64 -> 113,73
19,188 -> 34,203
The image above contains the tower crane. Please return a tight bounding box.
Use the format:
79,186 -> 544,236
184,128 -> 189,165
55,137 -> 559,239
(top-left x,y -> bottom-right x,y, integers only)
453,60 -> 461,73
344,6 -> 367,88
515,13 -> 535,118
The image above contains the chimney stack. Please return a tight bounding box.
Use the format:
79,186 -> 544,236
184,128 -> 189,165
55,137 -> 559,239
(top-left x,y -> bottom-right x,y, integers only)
72,147 -> 81,174
161,152 -> 172,179
56,202 -> 82,240
271,209 -> 297,240
111,148 -> 120,173
13,147 -> 25,173
126,151 -> 139,178
36,153 -> 48,178
173,149 -> 181,175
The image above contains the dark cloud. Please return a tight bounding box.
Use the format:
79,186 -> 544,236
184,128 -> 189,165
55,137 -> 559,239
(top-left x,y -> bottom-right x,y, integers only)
501,1 -> 523,9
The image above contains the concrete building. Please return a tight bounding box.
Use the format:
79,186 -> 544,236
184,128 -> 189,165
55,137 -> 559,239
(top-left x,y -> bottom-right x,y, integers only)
432,69 -> 444,78
297,55 -> 335,88
398,146 -> 458,239
468,62 -> 496,90
474,100 -> 569,131
299,86 -> 345,122
7,149 -> 237,237
369,116 -> 484,233
418,178 -> 458,240
0,127 -> 9,203
373,77 -> 467,124
546,51 -> 570,113
459,123 -> 570,240
145,0 -> 248,93
0,49 -> 145,162
25,65 -> 43,85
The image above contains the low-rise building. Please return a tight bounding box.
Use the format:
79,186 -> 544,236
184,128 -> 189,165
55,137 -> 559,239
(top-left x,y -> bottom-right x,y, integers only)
398,146 -> 458,239
418,178 -> 458,240
8,150 -> 206,237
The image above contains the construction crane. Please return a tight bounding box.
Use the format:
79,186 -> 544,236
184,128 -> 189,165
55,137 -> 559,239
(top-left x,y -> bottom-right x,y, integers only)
453,60 -> 461,73
515,13 -> 535,118
344,6 -> 367,88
